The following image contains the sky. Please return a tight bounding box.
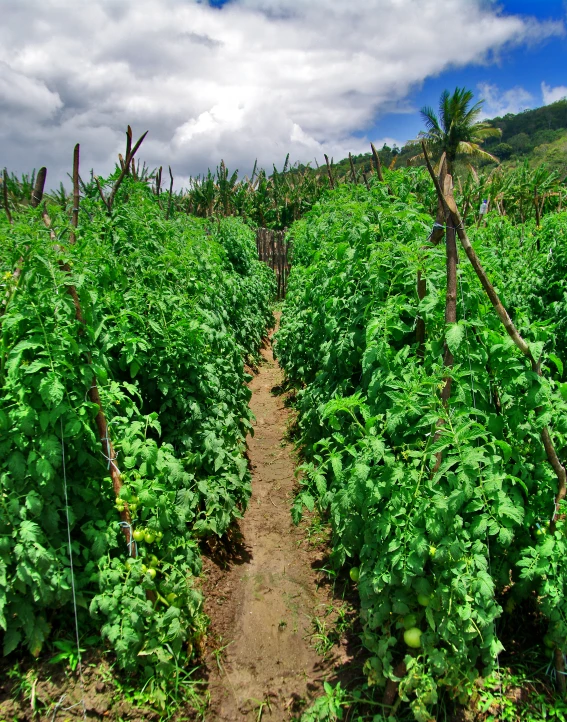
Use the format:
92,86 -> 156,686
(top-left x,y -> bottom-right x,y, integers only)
0,0 -> 566,189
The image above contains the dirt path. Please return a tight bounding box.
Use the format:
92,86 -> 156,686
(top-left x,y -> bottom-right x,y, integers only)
202,320 -> 349,720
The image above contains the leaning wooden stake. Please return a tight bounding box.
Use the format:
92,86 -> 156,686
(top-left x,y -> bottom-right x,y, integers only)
348,153 -> 357,184
324,154 -> 335,189
370,142 -> 393,195
166,166 -> 173,220
423,141 -> 567,695
2,169 -> 12,225
30,167 -> 47,208
70,145 -> 80,244
41,147 -> 135,554
156,166 -> 162,197
440,171 -> 458,407
422,145 -> 567,534
370,142 -> 384,183
125,126 -> 132,173
106,130 -> 148,211
42,206 -> 135,554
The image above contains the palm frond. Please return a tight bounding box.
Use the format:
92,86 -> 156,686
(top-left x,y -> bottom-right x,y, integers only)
456,141 -> 499,163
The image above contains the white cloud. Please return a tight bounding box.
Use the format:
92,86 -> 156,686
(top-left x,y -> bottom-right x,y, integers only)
0,0 -> 563,187
542,82 -> 567,105
477,82 -> 534,118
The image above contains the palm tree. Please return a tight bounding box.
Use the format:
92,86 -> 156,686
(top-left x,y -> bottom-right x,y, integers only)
416,87 -> 501,172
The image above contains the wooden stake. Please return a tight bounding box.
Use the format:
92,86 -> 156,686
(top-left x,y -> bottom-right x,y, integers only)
30,167 -> 47,208
156,166 -> 162,197
70,144 -> 80,245
370,142 -> 384,183
2,168 -> 12,224
125,126 -> 132,174
349,152 -> 357,184
41,207 -> 135,554
422,142 -> 567,530
166,166 -> 173,220
324,154 -> 334,189
107,130 -> 148,211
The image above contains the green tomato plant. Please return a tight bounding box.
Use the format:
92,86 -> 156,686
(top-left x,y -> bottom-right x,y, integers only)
277,171 -> 567,721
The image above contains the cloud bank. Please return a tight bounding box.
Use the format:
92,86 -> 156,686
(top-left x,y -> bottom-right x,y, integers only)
477,82 -> 534,118
542,82 -> 567,105
0,0 -> 563,186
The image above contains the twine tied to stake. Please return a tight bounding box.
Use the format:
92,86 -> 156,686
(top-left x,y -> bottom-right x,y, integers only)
119,521 -> 137,557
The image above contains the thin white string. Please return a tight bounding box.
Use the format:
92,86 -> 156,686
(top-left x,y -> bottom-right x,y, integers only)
60,419 -> 87,721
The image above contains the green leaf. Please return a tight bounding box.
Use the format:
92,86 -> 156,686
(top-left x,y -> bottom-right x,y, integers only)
548,353 -> 563,377
39,374 -> 65,408
3,627 -> 22,656
8,451 -> 27,481
445,323 -> 465,355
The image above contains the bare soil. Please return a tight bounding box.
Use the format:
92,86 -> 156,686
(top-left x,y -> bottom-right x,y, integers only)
201,321 -> 354,720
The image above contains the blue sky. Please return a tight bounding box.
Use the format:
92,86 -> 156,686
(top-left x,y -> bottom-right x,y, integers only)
373,0 -> 567,145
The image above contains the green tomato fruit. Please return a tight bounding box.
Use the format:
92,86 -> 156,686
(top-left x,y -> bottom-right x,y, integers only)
141,564 -> 148,573
155,531 -> 163,542
349,567 -> 360,582
133,529 -> 145,542
149,555 -> 159,569
403,614 -> 418,630
125,558 -> 135,569
148,568 -> 157,580
417,593 -> 431,607
144,531 -> 156,544
166,593 -> 178,604
404,628 -> 422,649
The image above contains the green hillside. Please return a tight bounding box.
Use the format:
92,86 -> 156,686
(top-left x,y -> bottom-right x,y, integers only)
333,98 -> 567,178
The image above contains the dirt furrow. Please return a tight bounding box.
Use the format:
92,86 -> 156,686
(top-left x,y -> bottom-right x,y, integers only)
202,320 -> 350,720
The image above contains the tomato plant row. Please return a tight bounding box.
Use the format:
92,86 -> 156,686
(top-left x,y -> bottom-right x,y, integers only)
276,170 -> 567,721
0,173 -> 275,689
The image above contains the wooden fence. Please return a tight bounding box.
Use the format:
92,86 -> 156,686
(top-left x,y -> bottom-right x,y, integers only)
256,228 -> 291,299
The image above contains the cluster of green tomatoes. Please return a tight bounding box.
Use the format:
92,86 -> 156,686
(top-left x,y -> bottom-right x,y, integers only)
351,566 -> 431,650
115,494 -> 140,515
125,553 -> 161,579
132,527 -> 163,544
